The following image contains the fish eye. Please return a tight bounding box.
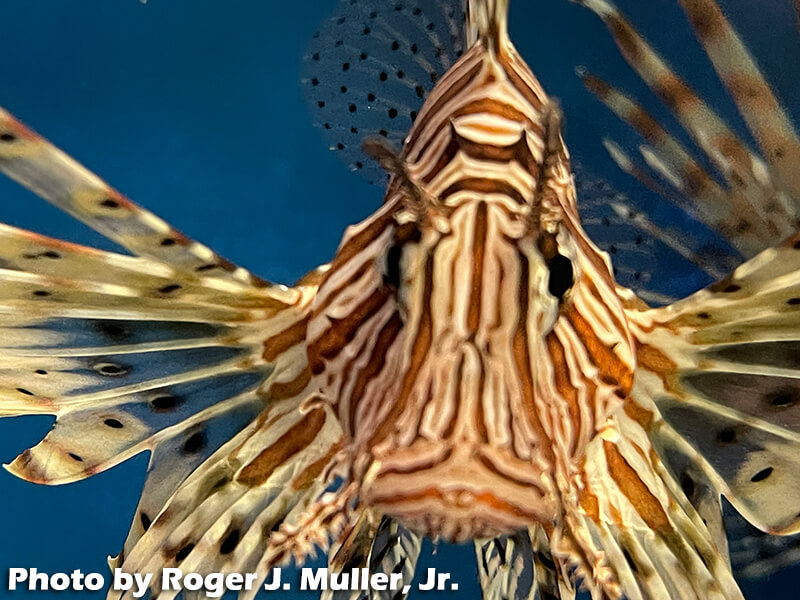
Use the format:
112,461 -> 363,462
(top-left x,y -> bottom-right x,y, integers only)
383,243 -> 403,290
547,253 -> 574,300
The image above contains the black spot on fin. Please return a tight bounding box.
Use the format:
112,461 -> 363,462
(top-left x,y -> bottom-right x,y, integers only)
302,0 -> 467,184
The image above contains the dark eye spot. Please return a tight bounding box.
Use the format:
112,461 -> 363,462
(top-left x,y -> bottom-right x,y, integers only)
182,431 -> 206,455
680,472 -> 695,498
220,529 -> 241,555
750,467 -> 773,482
96,321 -> 129,339
547,254 -> 573,300
16,388 -> 34,396
723,283 -> 741,293
104,418 -> 124,429
175,543 -> 195,562
68,453 -> 83,462
158,284 -> 182,294
100,198 -> 120,209
0,133 -> 17,142
150,394 -> 181,412
94,362 -> 129,377
384,244 -> 403,289
767,391 -> 798,408
716,427 -> 737,444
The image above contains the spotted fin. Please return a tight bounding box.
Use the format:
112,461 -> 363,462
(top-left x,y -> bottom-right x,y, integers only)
0,106 -> 277,290
0,102 -> 351,595
302,0 -> 467,183
626,232 -> 800,537
577,0 -> 800,259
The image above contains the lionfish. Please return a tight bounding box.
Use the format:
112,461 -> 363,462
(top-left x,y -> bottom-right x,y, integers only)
1,0 -> 799,598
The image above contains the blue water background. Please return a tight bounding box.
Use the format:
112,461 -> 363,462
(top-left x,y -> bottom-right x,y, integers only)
0,0 -> 798,597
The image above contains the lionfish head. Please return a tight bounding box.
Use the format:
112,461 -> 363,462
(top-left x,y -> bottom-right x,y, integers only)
365,0 -> 636,386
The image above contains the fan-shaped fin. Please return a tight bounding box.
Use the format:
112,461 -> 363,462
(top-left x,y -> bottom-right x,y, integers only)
302,0 -> 467,183
626,231 -> 800,536
0,223 -> 317,486
0,102 -> 349,599
576,0 -> 800,259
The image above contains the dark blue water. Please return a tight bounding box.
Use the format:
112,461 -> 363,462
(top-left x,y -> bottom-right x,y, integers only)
0,0 -> 797,598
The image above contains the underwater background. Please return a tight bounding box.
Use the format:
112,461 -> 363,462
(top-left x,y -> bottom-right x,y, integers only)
0,0 -> 798,597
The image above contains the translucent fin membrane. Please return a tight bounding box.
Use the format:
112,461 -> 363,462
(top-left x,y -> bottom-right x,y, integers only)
302,0 -> 467,184
0,98 -> 352,595
574,166 -> 740,303
628,233 -> 800,542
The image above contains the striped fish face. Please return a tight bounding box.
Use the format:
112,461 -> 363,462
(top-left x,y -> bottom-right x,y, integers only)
307,28 -> 637,542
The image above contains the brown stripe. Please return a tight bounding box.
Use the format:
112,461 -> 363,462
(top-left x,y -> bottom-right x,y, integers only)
545,332 -> 583,446
314,258 -> 374,315
442,352 -> 466,438
372,486 -> 542,522
603,441 -> 670,531
565,305 -> 633,393
442,177 -> 527,205
376,446 -> 454,478
467,202 -> 487,333
268,366 -> 312,401
477,451 -> 547,495
473,360 -> 489,443
406,56 -> 485,154
262,316 -> 309,362
291,441 -> 342,491
497,49 -> 545,112
309,288 -> 390,372
347,312 -> 404,435
237,408 -> 327,487
511,250 -> 550,459
328,210 -> 394,273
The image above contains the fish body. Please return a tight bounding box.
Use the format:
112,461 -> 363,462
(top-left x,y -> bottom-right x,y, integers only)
308,1 -> 637,545
1,0 -> 800,599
